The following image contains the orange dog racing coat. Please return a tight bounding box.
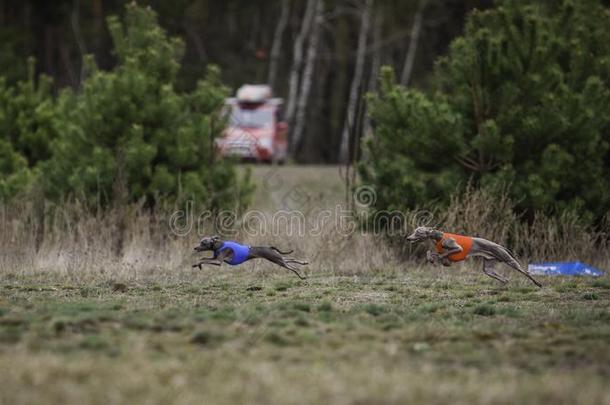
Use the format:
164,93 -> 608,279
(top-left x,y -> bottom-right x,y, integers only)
435,232 -> 473,262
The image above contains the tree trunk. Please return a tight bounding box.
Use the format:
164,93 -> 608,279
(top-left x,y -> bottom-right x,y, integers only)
112,146 -> 128,258
362,7 -> 383,143
290,0 -> 323,155
338,0 -> 372,163
267,0 -> 291,89
184,22 -> 207,63
44,25 -> 55,77
59,41 -> 77,87
71,0 -> 88,85
285,0 -> 316,131
400,0 -> 427,86
330,18 -> 349,160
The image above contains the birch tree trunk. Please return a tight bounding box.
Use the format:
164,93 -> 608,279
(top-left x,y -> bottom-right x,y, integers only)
290,0 -> 323,155
362,8 -> 383,142
338,0 -> 372,163
400,0 -> 427,86
285,0 -> 316,129
267,0 -> 291,88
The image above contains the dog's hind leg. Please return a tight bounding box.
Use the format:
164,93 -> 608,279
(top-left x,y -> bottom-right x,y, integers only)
503,258 -> 542,288
250,247 -> 306,279
482,259 -> 508,285
275,260 -> 306,280
476,240 -> 542,288
284,258 -> 309,265
285,263 -> 307,280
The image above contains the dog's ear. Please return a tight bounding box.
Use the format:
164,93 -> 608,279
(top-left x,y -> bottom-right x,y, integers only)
211,235 -> 220,241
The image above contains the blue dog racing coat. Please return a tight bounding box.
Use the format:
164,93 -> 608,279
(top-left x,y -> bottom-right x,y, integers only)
214,241 -> 250,265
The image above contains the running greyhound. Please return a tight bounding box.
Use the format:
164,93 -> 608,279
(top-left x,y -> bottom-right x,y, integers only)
192,236 -> 308,280
406,227 -> 542,287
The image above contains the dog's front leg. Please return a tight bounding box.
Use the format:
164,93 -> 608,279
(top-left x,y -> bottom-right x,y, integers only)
438,248 -> 462,260
193,250 -> 232,269
426,250 -> 440,264
438,238 -> 463,261
192,258 -> 222,269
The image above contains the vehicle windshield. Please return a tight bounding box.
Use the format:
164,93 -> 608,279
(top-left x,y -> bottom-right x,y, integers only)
229,106 -> 274,128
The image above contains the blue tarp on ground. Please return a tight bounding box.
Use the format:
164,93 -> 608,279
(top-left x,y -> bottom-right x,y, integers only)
528,262 -> 604,277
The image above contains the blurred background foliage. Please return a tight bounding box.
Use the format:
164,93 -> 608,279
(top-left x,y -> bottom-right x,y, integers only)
0,0 -> 494,163
362,0 -> 610,222
0,0 -> 609,223
1,3 -> 252,210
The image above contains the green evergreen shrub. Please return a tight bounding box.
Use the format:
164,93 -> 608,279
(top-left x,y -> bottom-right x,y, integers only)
39,4 -> 252,210
0,58 -> 56,200
362,0 -> 610,221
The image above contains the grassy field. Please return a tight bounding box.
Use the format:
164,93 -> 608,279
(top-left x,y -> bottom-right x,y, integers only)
0,268 -> 609,404
1,165 -> 609,404
244,164 -> 348,210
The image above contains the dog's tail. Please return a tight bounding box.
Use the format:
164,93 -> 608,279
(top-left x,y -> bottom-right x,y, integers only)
270,246 -> 294,255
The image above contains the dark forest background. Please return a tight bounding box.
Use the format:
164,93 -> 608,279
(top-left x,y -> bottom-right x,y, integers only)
0,0 -> 494,163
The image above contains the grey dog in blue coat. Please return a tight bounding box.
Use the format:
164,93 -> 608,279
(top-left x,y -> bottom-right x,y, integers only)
192,235 -> 309,279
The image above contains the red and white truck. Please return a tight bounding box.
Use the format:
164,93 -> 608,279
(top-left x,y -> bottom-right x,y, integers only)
217,85 -> 288,163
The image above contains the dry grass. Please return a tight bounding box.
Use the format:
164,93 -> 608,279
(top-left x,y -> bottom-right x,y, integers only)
1,165 -> 607,278
0,164 -> 399,278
